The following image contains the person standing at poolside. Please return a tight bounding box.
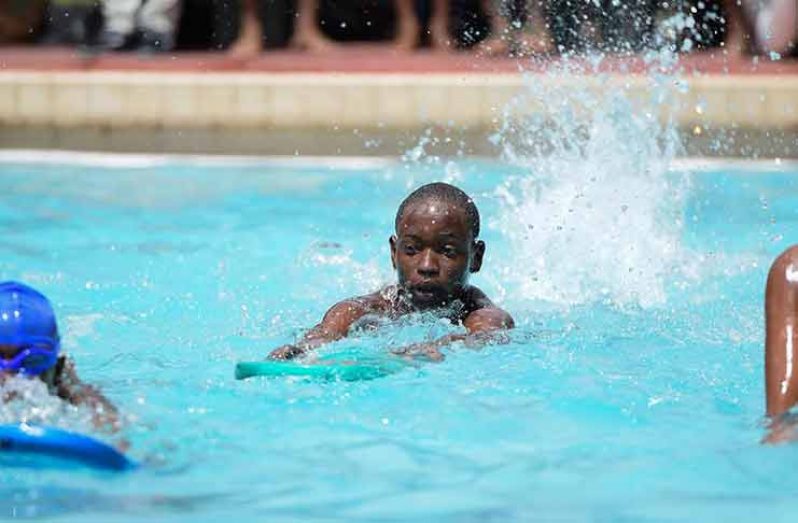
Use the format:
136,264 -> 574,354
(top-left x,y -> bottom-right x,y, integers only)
268,182 -> 514,361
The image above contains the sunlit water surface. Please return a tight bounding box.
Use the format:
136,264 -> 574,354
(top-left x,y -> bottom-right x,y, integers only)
0,155 -> 797,522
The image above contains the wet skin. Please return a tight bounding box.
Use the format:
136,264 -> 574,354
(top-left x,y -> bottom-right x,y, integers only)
268,199 -> 514,360
764,245 -> 798,443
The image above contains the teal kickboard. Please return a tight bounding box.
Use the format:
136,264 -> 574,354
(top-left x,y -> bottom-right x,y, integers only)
235,358 -> 406,382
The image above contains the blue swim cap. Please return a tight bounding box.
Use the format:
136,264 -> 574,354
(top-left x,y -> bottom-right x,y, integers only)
0,281 -> 60,350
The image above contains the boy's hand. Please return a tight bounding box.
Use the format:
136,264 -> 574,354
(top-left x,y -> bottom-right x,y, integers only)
268,345 -> 306,360
392,341 -> 447,362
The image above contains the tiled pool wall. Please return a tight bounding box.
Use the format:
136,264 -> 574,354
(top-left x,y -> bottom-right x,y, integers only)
0,72 -> 796,157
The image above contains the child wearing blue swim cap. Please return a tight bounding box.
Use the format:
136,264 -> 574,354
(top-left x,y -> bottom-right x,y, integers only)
0,281 -> 119,430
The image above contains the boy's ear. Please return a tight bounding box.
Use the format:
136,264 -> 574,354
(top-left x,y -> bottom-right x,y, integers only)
470,240 -> 485,273
389,235 -> 398,270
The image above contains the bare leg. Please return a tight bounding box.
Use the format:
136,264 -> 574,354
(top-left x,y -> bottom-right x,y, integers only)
429,0 -> 452,50
392,0 -> 421,51
475,0 -> 511,55
228,0 -> 263,57
764,245 -> 798,443
291,0 -> 337,51
720,0 -> 750,55
742,0 -> 797,55
516,0 -> 552,55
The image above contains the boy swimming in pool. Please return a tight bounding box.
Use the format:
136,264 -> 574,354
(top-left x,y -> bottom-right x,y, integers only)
0,281 -> 120,430
268,182 -> 514,361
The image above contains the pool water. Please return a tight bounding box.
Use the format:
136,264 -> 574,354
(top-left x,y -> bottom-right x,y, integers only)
0,154 -> 797,521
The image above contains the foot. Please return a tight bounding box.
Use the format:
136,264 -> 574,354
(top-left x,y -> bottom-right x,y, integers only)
720,30 -> 748,56
516,32 -> 553,56
428,18 -> 452,51
228,14 -> 263,58
719,0 -> 751,56
291,26 -> 338,52
392,16 -> 421,51
476,32 -> 511,56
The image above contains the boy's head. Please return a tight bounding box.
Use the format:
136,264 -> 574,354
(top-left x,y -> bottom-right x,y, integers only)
0,281 -> 60,377
390,182 -> 485,309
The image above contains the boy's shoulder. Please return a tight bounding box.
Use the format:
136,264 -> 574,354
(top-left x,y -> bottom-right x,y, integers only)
460,285 -> 494,311
325,287 -> 398,318
460,286 -> 515,329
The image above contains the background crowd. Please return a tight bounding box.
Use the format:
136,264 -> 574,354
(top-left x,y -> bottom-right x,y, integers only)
0,0 -> 795,58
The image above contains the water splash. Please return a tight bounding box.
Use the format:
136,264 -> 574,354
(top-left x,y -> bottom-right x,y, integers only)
0,377 -> 94,433
491,58 -> 690,308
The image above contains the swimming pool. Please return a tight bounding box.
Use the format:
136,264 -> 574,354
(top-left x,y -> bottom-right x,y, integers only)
0,151 -> 797,521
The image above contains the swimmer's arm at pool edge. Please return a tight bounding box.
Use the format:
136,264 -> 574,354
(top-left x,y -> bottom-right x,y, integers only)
268,297 -> 375,360
763,246 -> 798,443
765,245 -> 798,420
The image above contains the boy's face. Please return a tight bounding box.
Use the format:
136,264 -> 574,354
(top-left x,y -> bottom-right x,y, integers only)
390,199 -> 484,309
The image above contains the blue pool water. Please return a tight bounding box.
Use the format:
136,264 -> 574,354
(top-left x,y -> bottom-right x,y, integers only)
0,154 -> 797,521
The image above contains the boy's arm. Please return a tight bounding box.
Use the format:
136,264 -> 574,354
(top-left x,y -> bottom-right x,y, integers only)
393,305 -> 515,361
55,358 -> 121,432
765,245 -> 798,420
463,306 -> 515,333
268,298 -> 372,360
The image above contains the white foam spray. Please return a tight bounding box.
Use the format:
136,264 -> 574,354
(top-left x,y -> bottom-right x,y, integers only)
490,57 -> 691,308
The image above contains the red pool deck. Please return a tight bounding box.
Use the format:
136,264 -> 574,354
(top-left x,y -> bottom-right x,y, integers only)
1,45 -> 797,75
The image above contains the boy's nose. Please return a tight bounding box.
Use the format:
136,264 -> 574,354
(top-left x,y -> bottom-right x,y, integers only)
417,250 -> 440,277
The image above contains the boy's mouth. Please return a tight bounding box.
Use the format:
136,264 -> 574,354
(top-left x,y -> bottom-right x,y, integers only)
407,283 -> 448,304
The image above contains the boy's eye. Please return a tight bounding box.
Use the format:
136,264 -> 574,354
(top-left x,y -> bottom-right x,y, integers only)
442,245 -> 459,258
403,245 -> 418,255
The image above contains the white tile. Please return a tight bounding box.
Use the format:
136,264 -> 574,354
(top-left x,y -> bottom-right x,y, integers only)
200,84 -> 237,126
87,82 -> 126,126
127,82 -> 162,126
0,82 -> 17,124
16,81 -> 52,125
160,82 -> 198,126
235,84 -> 274,127
377,82 -> 417,127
